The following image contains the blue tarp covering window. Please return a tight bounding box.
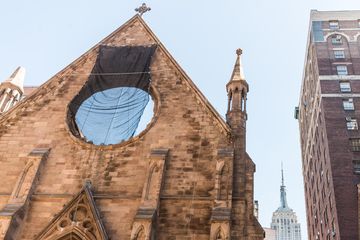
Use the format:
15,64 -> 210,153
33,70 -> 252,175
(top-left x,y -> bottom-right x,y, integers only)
68,45 -> 157,145
75,87 -> 149,145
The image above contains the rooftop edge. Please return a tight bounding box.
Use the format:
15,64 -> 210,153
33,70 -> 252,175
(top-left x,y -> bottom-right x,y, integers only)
310,9 -> 360,21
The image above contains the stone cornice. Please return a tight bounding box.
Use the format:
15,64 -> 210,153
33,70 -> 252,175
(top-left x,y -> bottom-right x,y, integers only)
319,75 -> 360,80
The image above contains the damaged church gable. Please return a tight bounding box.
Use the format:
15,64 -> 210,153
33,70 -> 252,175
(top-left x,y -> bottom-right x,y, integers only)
132,16 -> 231,136
0,14 -> 230,141
34,181 -> 108,240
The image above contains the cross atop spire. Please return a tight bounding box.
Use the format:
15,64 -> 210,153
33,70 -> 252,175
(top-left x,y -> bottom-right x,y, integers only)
236,48 -> 242,56
229,48 -> 246,83
135,3 -> 151,17
226,48 -> 249,129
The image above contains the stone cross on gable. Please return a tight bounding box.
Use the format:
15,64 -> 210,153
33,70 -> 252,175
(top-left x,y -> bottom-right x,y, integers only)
135,3 -> 151,16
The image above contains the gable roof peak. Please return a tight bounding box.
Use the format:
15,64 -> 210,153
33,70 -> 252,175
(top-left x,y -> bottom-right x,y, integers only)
131,14 -> 231,135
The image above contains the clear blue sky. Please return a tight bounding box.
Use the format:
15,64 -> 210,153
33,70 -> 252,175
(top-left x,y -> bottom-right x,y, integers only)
1,1 -> 360,238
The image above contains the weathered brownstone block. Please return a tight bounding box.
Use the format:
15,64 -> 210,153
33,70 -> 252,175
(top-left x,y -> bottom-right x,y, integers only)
0,15 -> 263,239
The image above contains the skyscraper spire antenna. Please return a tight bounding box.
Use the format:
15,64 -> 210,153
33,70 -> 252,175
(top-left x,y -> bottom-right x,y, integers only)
281,161 -> 284,187
271,162 -> 301,239
279,162 -> 289,209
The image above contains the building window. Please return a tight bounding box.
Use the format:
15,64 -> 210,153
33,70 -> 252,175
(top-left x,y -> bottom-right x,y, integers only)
313,21 -> 325,42
340,82 -> 351,92
331,35 -> 342,45
329,21 -> 339,29
346,117 -> 358,130
337,65 -> 348,75
334,50 -> 345,59
343,98 -> 354,110
350,138 -> 360,151
294,106 -> 299,119
353,160 -> 360,174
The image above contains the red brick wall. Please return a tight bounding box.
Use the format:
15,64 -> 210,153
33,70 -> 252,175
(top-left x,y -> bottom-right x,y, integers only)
300,17 -> 360,240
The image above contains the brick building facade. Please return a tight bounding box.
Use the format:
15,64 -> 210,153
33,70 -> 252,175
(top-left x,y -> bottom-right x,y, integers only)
297,10 -> 360,240
0,15 -> 264,239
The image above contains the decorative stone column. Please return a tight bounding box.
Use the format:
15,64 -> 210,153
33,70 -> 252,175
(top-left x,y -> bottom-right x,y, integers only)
130,149 -> 168,240
0,148 -> 49,239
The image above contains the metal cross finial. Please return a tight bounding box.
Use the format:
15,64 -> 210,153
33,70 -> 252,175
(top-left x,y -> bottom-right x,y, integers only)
135,3 -> 151,17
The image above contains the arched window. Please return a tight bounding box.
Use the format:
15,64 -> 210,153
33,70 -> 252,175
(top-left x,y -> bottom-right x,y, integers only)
227,91 -> 232,112
325,33 -> 353,75
241,89 -> 246,111
145,164 -> 160,200
230,87 -> 240,111
219,164 -> 229,200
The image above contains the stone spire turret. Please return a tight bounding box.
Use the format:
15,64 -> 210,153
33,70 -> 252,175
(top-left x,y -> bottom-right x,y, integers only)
0,67 -> 25,113
230,48 -> 246,82
226,49 -> 249,138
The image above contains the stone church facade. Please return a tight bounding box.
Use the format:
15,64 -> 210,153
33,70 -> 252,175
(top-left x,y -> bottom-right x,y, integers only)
0,14 -> 264,239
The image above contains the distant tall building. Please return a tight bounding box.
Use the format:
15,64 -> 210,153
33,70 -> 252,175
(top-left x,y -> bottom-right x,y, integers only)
264,228 -> 276,240
270,167 -> 301,240
297,10 -> 360,240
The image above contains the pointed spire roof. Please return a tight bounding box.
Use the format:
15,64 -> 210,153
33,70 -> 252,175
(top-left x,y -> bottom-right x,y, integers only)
229,48 -> 246,83
278,163 -> 291,211
3,66 -> 25,93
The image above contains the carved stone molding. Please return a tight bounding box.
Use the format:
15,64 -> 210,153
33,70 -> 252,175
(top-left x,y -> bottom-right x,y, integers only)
131,149 -> 168,240
35,181 -> 108,240
130,216 -> 153,240
210,208 -> 231,240
140,149 -> 168,208
214,149 -> 233,209
209,149 -> 234,240
0,148 -> 50,239
210,221 -> 230,240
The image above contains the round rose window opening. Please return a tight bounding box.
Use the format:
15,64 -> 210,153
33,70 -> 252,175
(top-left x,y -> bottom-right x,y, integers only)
67,45 -> 157,146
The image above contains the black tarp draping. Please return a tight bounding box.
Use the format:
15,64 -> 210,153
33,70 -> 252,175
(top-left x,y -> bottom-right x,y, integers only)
67,45 -> 157,145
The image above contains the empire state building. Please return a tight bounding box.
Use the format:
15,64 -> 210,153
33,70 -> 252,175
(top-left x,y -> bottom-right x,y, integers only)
270,167 -> 301,240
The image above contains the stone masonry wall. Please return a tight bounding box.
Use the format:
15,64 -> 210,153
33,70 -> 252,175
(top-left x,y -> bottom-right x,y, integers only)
0,16 -> 262,239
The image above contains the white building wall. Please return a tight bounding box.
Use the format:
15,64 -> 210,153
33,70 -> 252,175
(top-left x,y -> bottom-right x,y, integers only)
271,211 -> 301,240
